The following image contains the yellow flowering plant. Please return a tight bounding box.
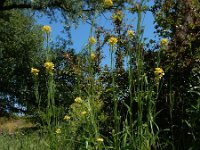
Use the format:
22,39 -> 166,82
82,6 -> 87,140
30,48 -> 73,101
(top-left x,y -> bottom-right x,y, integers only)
127,30 -> 135,39
89,37 -> 96,45
31,67 -> 39,76
104,0 -> 113,8
44,61 -> 54,72
55,128 -> 61,134
81,111 -> 87,115
64,115 -> 71,120
42,25 -> 51,33
90,52 -> 96,60
74,97 -> 82,103
112,11 -> 124,23
108,37 -> 118,46
96,137 -> 104,142
160,38 -> 168,46
154,68 -> 165,79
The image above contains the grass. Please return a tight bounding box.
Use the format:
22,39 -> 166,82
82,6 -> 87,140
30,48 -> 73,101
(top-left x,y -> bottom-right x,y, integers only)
0,132 -> 49,150
0,117 -> 47,150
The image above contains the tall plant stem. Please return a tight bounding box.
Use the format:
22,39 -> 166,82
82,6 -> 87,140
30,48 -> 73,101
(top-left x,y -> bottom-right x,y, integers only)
46,33 -> 50,61
110,48 -> 120,149
135,1 -> 145,148
128,52 -> 134,127
87,11 -> 100,144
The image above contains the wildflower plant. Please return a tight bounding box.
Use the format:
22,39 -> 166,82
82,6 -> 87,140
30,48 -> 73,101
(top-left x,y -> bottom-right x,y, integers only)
88,36 -> 96,45
90,52 -> 96,61
63,115 -> 71,121
96,137 -> 104,142
31,67 -> 41,111
44,61 -> 54,73
112,10 -> 124,24
154,67 -> 165,79
55,128 -> 61,134
127,30 -> 135,39
31,1 -> 166,150
113,1 -> 161,149
104,0 -> 113,8
160,38 -> 168,47
74,96 -> 82,103
62,95 -> 104,148
31,67 -> 40,76
108,37 -> 118,47
31,25 -> 59,149
56,14 -> 107,149
42,25 -> 51,33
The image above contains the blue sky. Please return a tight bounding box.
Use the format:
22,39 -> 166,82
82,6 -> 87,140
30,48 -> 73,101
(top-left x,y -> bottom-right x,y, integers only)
36,1 -> 157,66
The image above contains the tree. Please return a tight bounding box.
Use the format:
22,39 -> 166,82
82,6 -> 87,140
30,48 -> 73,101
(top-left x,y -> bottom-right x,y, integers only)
0,10 -> 44,116
152,0 -> 200,148
0,0 -> 129,26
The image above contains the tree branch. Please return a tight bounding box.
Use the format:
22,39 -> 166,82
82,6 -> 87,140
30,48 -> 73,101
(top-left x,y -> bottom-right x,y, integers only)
0,1 -> 94,12
0,3 -> 38,11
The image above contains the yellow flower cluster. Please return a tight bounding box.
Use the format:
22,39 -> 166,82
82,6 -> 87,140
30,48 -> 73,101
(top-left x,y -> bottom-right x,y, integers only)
104,0 -> 113,8
89,37 -> 96,45
64,115 -> 71,120
108,37 -> 118,46
154,68 -> 165,79
44,61 -> 54,72
127,30 -> 135,39
112,11 -> 124,22
31,67 -> 39,76
42,25 -> 51,33
96,137 -> 104,142
74,97 -> 82,103
160,38 -> 168,46
90,52 -> 96,60
55,128 -> 61,134
81,111 -> 87,115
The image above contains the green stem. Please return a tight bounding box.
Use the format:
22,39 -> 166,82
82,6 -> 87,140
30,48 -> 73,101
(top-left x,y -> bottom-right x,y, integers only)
135,1 -> 145,149
128,53 -> 134,126
86,13 -> 100,147
46,33 -> 49,60
110,47 -> 120,149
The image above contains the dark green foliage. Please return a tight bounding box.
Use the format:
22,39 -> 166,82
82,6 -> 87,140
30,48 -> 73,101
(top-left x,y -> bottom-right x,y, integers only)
0,10 -> 44,116
0,0 -> 128,26
152,0 -> 200,149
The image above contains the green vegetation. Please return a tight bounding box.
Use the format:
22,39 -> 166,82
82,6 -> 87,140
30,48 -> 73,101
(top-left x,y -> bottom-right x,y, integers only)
0,0 -> 200,149
0,9 -> 44,116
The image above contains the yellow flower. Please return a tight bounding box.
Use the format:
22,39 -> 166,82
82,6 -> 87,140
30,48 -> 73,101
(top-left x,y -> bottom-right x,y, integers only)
44,61 -> 54,72
55,128 -> 61,134
74,97 -> 82,103
90,52 -> 96,60
104,0 -> 113,8
89,37 -> 96,45
64,115 -> 71,120
112,11 -> 124,22
81,111 -> 87,115
96,137 -> 104,142
42,25 -> 51,33
31,67 -> 39,76
108,37 -> 118,46
127,30 -> 135,38
154,68 -> 165,79
160,38 -> 168,46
